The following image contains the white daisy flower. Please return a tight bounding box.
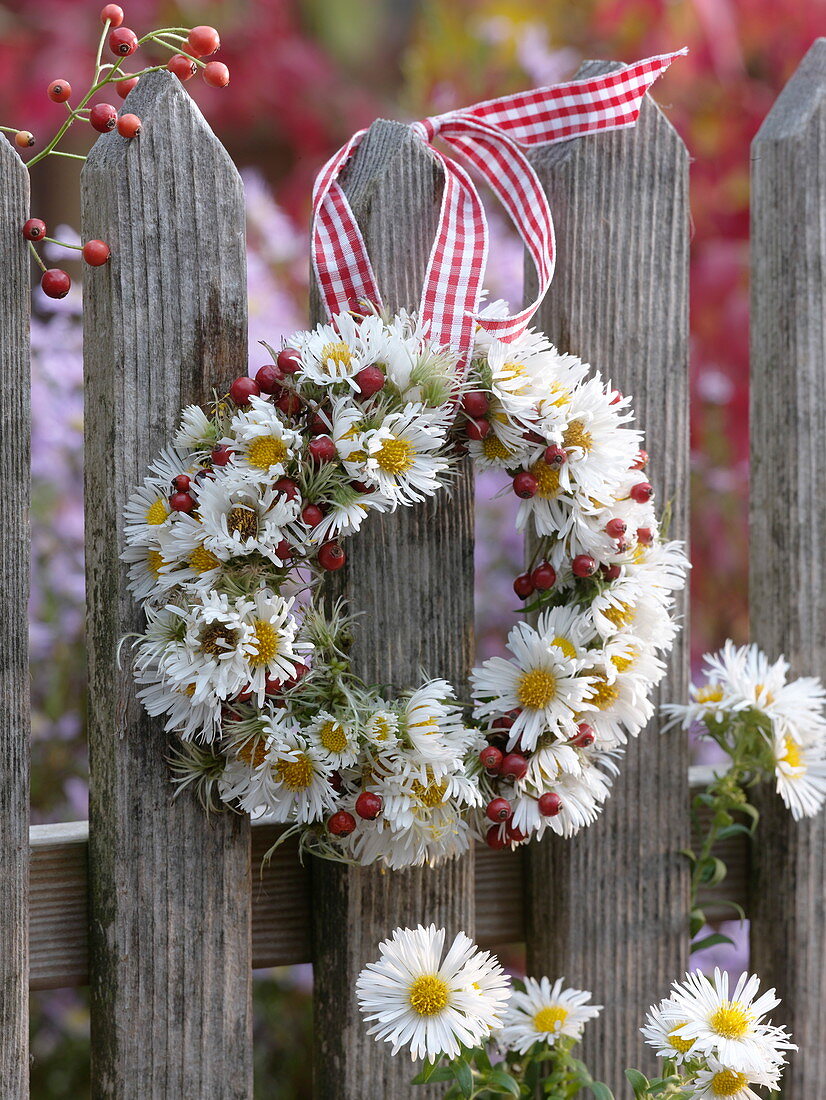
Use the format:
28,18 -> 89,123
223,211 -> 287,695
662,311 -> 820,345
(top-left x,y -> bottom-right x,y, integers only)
224,395 -> 300,477
356,925 -> 510,1061
362,405 -> 449,507
175,404 -> 218,451
236,589 -> 309,704
401,680 -> 476,776
258,730 -> 337,823
135,661 -> 224,743
554,376 -> 641,501
305,710 -> 360,768
689,1060 -> 784,1099
295,312 -> 381,389
500,975 -> 602,1053
351,799 -> 475,869
363,707 -> 401,751
160,590 -> 255,704
471,619 -> 595,751
641,998 -> 699,1064
467,400 -> 532,470
122,539 -> 168,603
123,479 -> 172,546
772,731 -> 826,820
664,968 -> 795,1075
195,473 -> 302,564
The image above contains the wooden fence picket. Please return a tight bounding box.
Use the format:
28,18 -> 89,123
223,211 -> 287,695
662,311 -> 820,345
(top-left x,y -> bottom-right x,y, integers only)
523,61 -> 691,1090
0,134 -> 31,1100
81,72 -> 253,1098
749,38 -> 826,1099
309,119 -> 477,1100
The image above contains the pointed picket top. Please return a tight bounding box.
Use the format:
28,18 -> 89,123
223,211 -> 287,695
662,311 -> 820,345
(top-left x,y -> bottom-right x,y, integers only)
754,38 -> 826,141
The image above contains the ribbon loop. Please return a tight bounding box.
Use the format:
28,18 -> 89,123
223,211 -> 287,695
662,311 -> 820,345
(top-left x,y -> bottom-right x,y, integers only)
312,50 -> 686,363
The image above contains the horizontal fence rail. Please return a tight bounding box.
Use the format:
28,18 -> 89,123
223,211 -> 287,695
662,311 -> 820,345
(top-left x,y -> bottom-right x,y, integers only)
29,767 -> 747,991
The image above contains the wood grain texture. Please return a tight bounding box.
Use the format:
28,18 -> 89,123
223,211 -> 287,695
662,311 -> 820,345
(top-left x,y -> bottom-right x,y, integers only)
28,771 -> 739,990
309,119 -> 477,1100
0,134 -> 31,1100
523,62 -> 690,1094
748,39 -> 826,1098
81,73 -> 252,1099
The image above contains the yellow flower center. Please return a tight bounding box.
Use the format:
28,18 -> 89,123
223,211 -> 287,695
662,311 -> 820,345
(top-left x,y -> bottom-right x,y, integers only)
499,360 -> 529,393
237,737 -> 267,768
409,974 -> 450,1017
320,340 -> 352,367
551,635 -> 577,660
588,674 -> 619,711
563,419 -> 593,453
667,1026 -> 694,1054
602,601 -> 634,628
411,778 -> 448,808
530,459 -> 560,499
370,715 -> 393,741
145,497 -> 168,525
696,684 -> 724,704
375,436 -> 415,475
542,381 -> 571,408
275,753 -> 315,791
246,435 -> 288,470
533,1005 -> 568,1033
319,720 -> 348,754
250,620 -> 279,666
611,653 -> 634,674
709,1002 -> 751,1040
199,623 -> 239,656
781,736 -> 804,770
710,1069 -> 749,1097
147,549 -> 164,576
189,546 -> 220,574
227,505 -> 258,539
517,667 -> 557,709
481,434 -> 513,462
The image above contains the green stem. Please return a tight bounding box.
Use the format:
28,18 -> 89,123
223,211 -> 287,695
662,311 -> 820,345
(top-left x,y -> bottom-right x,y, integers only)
144,33 -> 206,68
28,240 -> 47,273
47,151 -> 87,161
94,19 -> 111,78
43,236 -> 83,249
0,124 -> 25,134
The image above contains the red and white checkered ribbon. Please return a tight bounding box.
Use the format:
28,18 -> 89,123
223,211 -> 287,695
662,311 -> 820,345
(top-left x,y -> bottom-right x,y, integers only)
312,50 -> 685,362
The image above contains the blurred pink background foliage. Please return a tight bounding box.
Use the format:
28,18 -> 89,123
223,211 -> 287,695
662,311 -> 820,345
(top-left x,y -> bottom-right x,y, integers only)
4,0 -> 822,1092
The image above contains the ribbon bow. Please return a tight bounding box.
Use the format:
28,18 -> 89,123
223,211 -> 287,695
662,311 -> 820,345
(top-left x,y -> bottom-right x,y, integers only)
312,49 -> 685,362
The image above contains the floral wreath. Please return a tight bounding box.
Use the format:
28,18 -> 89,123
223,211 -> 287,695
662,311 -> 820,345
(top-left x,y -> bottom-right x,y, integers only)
123,300 -> 687,868
121,51 -> 689,869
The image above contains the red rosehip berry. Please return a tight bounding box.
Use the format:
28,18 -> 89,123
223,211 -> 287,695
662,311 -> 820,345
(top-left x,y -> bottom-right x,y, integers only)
273,477 -> 299,501
41,269 -> 71,299
308,435 -> 336,464
115,74 -> 139,98
493,710 -> 520,732
308,412 -> 331,435
82,239 -> 111,265
531,562 -> 557,591
350,480 -> 373,494
631,449 -> 649,471
329,771 -> 343,793
355,791 -> 383,820
100,3 -> 124,25
485,797 -> 513,823
116,113 -> 141,138
636,526 -> 654,546
109,27 -> 138,56
501,753 -> 529,781
14,131 -> 35,149
301,504 -> 325,527
169,490 -> 195,513
328,811 -> 356,837
479,745 -> 503,772
274,540 -> 292,562
570,723 -> 595,748
485,824 -> 508,850
465,418 -> 490,441
90,103 -> 118,133
461,390 -> 490,418
538,792 -> 563,817
513,572 -> 535,600
212,446 -> 234,469
277,347 -> 302,374
544,444 -> 567,467
264,676 -> 283,696
255,364 -> 284,395
602,564 -> 622,582
22,218 -> 46,241
506,822 -> 527,844
47,80 -> 72,103
609,389 -> 623,405
605,518 -> 627,539
168,54 -> 197,82
275,392 -> 302,416
513,471 -> 538,499
318,541 -> 346,572
172,474 -> 191,492
229,376 -> 260,405
629,481 -> 654,504
283,663 -> 309,690
354,365 -> 385,397
187,25 -> 221,57
203,61 -> 230,88
572,554 -> 597,578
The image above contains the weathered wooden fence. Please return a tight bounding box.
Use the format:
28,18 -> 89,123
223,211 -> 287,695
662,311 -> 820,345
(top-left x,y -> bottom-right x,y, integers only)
1,40 -> 824,1099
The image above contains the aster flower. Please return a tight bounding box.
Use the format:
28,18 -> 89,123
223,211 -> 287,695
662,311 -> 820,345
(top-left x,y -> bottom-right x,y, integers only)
224,394 -> 300,476
772,731 -> 826,819
195,472 -> 303,563
688,1060 -> 784,1099
305,710 -> 360,768
500,976 -> 602,1053
362,404 -> 450,507
356,925 -> 510,1061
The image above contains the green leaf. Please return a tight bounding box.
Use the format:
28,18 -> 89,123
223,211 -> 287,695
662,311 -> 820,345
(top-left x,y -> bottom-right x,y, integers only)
588,1081 -> 615,1100
716,823 -> 752,840
625,1068 -> 650,1097
679,847 -> 697,863
486,1068 -> 521,1096
412,1061 -> 454,1084
691,931 -> 734,952
690,907 -> 706,937
699,856 -> 728,886
454,1059 -> 474,1098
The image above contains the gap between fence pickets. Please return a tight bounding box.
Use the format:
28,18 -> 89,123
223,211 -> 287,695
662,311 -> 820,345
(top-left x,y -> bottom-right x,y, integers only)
27,765 -> 746,989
